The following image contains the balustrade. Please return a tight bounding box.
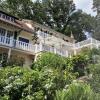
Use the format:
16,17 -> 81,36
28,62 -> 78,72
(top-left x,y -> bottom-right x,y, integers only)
0,35 -> 35,53
1,35 -> 100,57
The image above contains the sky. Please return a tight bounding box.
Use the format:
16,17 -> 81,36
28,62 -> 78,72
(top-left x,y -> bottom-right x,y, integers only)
73,0 -> 97,16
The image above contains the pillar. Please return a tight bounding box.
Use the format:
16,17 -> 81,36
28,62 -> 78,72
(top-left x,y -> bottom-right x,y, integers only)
7,48 -> 11,62
73,44 -> 77,55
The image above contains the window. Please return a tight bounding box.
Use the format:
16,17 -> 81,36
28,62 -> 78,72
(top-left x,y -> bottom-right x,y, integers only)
0,12 -> 15,22
6,16 -> 10,20
0,28 -> 6,36
0,13 -> 2,18
7,30 -> 13,38
19,37 -> 29,43
2,14 -> 6,19
10,17 -> 14,22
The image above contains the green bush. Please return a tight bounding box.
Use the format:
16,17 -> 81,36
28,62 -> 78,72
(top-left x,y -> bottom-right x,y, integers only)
55,82 -> 100,100
89,64 -> 100,93
0,67 -> 44,100
32,52 -> 73,71
70,54 -> 89,76
32,52 -> 90,76
81,48 -> 100,64
0,66 -> 76,100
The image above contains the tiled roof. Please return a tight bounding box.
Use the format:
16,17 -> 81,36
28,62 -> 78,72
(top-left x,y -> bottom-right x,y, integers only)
15,20 -> 34,33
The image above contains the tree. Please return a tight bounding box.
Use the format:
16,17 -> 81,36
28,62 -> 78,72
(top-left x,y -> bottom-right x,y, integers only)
93,0 -> 100,13
64,10 -> 95,41
0,0 -> 34,19
93,0 -> 100,40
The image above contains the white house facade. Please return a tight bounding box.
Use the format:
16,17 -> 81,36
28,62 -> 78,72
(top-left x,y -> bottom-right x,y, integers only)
0,10 -> 99,67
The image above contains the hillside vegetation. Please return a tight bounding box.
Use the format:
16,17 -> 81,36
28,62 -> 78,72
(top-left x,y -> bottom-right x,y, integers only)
0,48 -> 100,100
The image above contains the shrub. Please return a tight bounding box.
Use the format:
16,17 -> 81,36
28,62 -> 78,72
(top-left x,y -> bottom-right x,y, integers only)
89,64 -> 100,93
0,67 -> 44,100
32,52 -> 72,71
0,66 -> 76,100
55,82 -> 100,100
70,54 -> 89,76
32,52 -> 90,76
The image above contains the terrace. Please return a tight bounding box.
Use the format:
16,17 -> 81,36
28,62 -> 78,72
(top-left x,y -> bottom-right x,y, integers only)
0,35 -> 68,57
0,34 -> 99,57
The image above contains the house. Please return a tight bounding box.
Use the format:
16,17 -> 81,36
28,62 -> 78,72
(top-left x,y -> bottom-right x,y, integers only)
0,11 -> 36,67
0,10 -> 99,67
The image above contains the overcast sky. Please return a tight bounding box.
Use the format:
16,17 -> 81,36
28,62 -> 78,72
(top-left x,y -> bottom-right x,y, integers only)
73,0 -> 97,16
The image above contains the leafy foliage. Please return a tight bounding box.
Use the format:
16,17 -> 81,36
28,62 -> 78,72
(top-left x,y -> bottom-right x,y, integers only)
55,82 -> 100,100
0,65 -> 76,100
32,52 -> 90,76
32,52 -> 72,71
81,48 -> 100,64
0,50 -> 100,99
0,67 -> 43,100
0,0 -> 34,19
89,64 -> 100,93
93,0 -> 100,40
70,54 -> 89,76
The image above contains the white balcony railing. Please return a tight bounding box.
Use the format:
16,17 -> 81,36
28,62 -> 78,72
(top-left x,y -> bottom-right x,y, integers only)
1,35 -> 99,57
35,43 -> 68,57
0,35 -> 68,57
74,38 -> 100,49
0,35 -> 35,53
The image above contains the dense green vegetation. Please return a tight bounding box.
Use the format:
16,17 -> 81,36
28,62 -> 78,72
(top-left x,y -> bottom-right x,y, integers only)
93,0 -> 100,40
0,49 -> 100,100
55,82 -> 100,100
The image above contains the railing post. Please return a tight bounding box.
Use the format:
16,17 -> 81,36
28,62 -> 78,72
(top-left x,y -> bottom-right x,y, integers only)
66,50 -> 68,57
10,38 -> 13,47
96,40 -> 99,49
39,42 -> 43,52
73,44 -> 77,55
90,38 -> 93,49
35,44 -> 38,53
78,42 -> 80,48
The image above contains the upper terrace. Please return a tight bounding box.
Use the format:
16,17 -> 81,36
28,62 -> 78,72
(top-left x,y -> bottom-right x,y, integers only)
23,20 -> 75,43
0,33 -> 100,57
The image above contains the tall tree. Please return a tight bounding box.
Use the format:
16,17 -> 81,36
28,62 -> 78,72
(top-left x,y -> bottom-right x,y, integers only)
93,0 -> 100,40
93,0 -> 100,13
0,0 -> 34,19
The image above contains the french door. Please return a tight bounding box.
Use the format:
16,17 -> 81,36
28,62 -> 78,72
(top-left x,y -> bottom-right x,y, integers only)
0,27 -> 14,45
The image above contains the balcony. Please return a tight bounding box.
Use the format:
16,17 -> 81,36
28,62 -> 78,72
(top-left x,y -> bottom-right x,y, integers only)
35,43 -> 68,57
75,38 -> 100,49
0,35 -> 35,53
0,35 -> 68,57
